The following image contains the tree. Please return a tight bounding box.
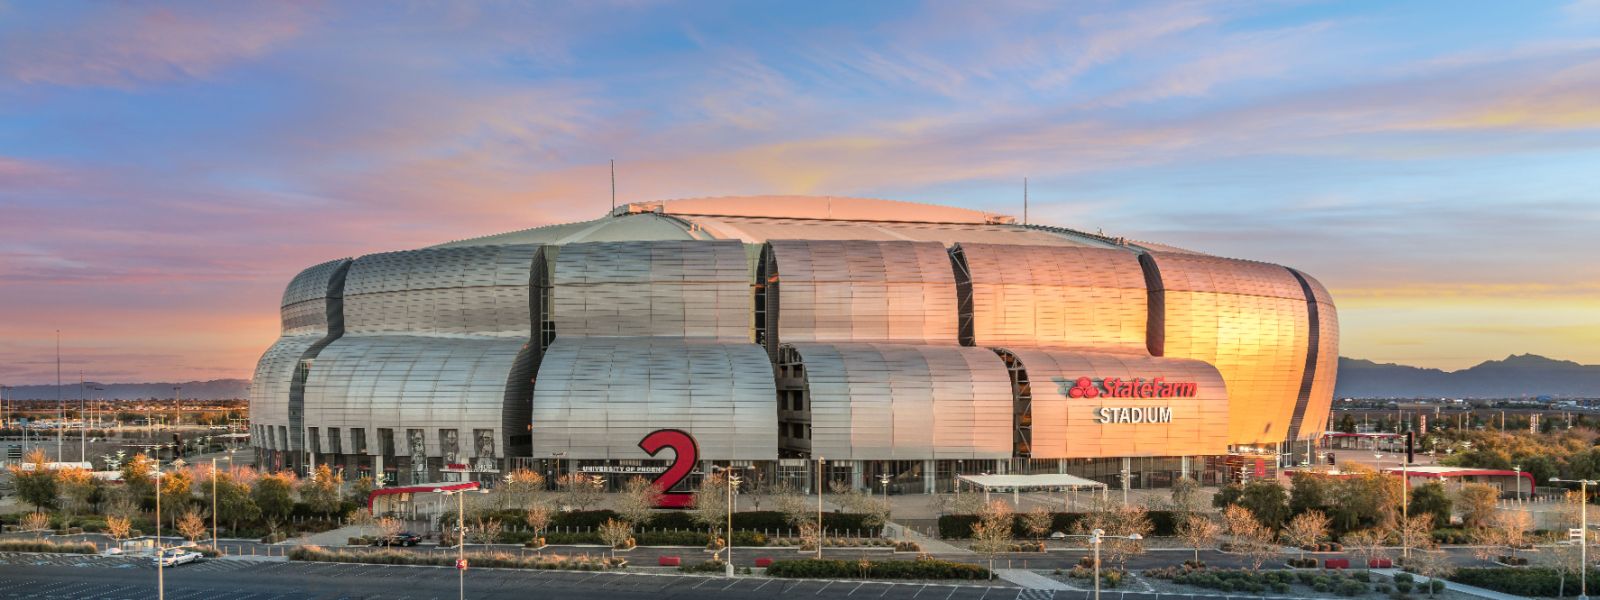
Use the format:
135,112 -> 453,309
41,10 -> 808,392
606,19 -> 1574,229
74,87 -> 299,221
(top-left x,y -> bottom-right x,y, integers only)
1345,528 -> 1390,570
690,471 -> 730,550
208,467 -> 259,533
1288,473 -> 1332,516
1329,467 -> 1401,534
616,476 -> 661,527
969,500 -> 1013,577
1105,504 -> 1153,569
9,449 -> 60,511
301,464 -> 343,517
771,482 -> 812,527
1456,483 -> 1499,529
177,510 -> 208,542
1168,476 -> 1204,518
56,466 -> 101,517
253,472 -> 297,532
346,475 -> 375,507
1022,505 -> 1053,541
525,505 -> 552,545
1282,510 -> 1331,560
1397,513 -> 1435,560
106,515 -> 132,542
1221,505 -> 1276,570
556,473 -> 604,511
1408,482 -> 1453,529
1494,510 -> 1533,561
1177,514 -> 1220,565
119,453 -> 157,508
376,516 -> 405,543
1337,414 -> 1358,434
158,467 -> 195,528
498,469 -> 546,511
1408,548 -> 1454,597
598,518 -> 632,557
1237,480 -> 1291,529
470,517 -> 503,545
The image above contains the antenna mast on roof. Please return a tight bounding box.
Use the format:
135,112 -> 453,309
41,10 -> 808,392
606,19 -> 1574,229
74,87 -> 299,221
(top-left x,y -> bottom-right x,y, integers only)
610,159 -> 616,214
1023,177 -> 1028,225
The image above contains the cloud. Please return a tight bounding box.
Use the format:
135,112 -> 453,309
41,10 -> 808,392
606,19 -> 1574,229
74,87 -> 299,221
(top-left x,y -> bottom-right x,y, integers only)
0,3 -> 317,87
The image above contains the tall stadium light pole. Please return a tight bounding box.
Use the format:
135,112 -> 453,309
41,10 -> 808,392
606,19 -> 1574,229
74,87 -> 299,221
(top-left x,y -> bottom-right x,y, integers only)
436,487 -> 487,600
1552,477 -> 1593,600
79,370 -> 87,462
155,466 -> 165,600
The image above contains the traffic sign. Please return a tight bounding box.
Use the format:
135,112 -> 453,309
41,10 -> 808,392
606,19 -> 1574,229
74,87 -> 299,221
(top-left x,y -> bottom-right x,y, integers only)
456,558 -> 468,571
1570,528 -> 1584,541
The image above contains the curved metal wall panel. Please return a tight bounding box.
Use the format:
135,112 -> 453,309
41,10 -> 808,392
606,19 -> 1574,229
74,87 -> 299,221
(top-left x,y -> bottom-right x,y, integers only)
1145,252 -> 1309,446
767,240 -> 958,346
955,243 -> 1147,352
342,245 -> 538,337
531,337 -> 777,460
1001,348 -> 1228,458
551,240 -> 751,339
1297,271 -> 1339,439
250,258 -> 350,452
302,336 -> 525,457
787,342 -> 1011,461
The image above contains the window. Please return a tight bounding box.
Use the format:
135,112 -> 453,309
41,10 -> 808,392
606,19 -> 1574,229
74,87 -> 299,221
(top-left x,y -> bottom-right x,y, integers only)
351,428 -> 368,455
378,428 -> 395,456
308,427 -> 321,455
328,428 -> 342,455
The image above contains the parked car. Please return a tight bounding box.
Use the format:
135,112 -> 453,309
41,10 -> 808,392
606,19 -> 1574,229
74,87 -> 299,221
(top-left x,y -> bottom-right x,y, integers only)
154,548 -> 202,567
376,532 -> 423,547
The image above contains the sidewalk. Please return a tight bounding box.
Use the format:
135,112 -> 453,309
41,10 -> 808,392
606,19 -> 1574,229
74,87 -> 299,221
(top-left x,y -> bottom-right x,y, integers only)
993,569 -> 1075,590
883,522 -> 968,554
1372,569 -> 1521,600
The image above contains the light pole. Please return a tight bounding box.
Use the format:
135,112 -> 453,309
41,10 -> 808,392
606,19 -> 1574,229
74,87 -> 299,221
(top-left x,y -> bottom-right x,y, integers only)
154,464 -> 165,600
1075,528 -> 1142,600
212,456 -> 232,548
816,456 -> 825,560
725,469 -> 743,577
1513,464 -> 1522,500
436,486 -> 487,600
878,473 -> 891,499
1552,477 -> 1594,600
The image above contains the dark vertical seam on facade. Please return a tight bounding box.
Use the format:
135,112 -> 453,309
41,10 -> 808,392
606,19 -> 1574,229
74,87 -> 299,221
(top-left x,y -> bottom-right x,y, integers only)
1137,253 -> 1166,357
504,245 -> 543,458
1286,268 -> 1321,442
290,259 -> 351,455
950,245 -> 975,347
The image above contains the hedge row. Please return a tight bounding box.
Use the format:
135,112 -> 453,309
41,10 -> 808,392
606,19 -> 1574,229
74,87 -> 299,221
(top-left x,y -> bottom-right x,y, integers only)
938,511 -> 1181,539
0,539 -> 100,554
535,530 -> 769,546
1450,568 -> 1600,597
766,558 -> 990,580
287,546 -> 625,570
465,509 -> 879,535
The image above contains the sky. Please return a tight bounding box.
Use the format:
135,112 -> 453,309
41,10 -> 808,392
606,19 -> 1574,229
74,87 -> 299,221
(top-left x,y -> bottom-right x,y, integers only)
1,0 -> 1598,384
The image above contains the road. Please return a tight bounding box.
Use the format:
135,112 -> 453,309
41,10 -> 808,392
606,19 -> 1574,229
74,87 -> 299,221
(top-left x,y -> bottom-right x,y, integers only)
0,551 -> 1368,600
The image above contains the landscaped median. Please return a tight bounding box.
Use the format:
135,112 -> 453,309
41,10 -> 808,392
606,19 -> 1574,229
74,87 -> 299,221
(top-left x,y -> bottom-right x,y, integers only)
764,557 -> 991,580
287,546 -> 627,571
0,539 -> 100,554
1449,567 -> 1600,597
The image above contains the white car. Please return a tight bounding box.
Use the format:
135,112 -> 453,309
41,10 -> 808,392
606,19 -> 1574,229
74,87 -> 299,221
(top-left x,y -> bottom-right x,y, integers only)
154,548 -> 202,567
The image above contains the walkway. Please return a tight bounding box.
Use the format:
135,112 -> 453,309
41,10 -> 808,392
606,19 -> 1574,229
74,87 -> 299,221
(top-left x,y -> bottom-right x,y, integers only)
1372,569 -> 1522,600
993,569 -> 1076,591
883,522 -> 968,554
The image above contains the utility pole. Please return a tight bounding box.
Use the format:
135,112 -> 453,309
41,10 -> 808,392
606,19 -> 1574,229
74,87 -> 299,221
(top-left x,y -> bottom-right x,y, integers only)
79,370 -> 87,462
56,330 -> 63,461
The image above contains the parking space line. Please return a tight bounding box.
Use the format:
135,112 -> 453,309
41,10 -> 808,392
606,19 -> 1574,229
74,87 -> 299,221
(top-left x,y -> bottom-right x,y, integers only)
817,581 -> 834,595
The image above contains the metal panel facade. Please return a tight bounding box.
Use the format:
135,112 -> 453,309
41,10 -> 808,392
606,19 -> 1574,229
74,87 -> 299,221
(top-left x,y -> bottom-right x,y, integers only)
531,337 -> 777,460
956,243 -> 1147,352
551,240 -> 750,339
1003,348 -> 1228,458
1298,271 -> 1340,438
788,342 -> 1011,461
767,240 -> 958,346
301,244 -> 539,464
249,258 -> 349,451
1145,252 -> 1310,446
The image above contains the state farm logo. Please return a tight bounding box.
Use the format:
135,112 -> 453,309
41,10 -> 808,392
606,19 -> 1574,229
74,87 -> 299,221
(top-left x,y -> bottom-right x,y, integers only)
1061,377 -> 1198,399
1067,377 -> 1100,398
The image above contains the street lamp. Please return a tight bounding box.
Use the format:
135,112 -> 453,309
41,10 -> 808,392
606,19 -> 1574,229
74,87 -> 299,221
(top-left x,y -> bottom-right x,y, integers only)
435,485 -> 489,600
1552,477 -> 1594,600
154,464 -> 167,600
724,468 -> 743,577
878,473 -> 892,499
212,455 -> 233,549
1513,464 -> 1522,500
1082,528 -> 1142,600
816,456 -> 825,560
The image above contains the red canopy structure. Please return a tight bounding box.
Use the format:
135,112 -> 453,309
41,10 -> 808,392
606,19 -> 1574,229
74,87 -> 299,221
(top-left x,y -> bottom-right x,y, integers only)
367,481 -> 480,510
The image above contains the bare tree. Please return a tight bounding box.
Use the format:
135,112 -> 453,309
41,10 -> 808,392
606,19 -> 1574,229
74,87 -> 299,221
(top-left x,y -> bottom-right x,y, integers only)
556,473 -> 604,511
470,517 -> 503,545
106,515 -> 133,543
691,471 -> 730,551
1408,548 -> 1453,598
1345,528 -> 1390,569
1495,510 -> 1533,563
1177,514 -> 1221,565
525,505 -> 553,546
616,476 -> 661,528
969,500 -> 1014,578
1221,505 -> 1276,570
497,469 -> 546,511
376,516 -> 405,544
1168,476 -> 1204,518
598,518 -> 632,557
21,512 -> 51,538
1022,505 -> 1053,542
177,510 -> 208,543
1282,510 -> 1331,561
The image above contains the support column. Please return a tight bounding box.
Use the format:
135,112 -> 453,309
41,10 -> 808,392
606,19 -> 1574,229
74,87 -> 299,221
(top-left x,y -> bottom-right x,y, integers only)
850,462 -> 864,491
923,460 -> 935,495
1181,456 -> 1191,480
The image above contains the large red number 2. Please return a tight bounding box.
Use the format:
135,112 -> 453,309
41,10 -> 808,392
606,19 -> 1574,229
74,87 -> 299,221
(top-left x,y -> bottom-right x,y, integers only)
638,429 -> 698,508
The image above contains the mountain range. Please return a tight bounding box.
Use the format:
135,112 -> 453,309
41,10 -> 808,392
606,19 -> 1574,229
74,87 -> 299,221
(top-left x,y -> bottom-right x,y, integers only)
3,354 -> 1596,400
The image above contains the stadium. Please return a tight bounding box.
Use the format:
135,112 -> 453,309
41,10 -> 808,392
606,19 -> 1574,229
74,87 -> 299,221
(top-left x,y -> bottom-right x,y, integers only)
249,196 -> 1337,495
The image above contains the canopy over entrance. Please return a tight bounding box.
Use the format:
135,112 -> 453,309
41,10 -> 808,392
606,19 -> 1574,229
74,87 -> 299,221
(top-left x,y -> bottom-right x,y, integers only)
955,473 -> 1107,491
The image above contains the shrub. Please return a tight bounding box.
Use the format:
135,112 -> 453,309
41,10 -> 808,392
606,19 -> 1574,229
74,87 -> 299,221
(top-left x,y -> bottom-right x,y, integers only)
679,559 -> 726,573
0,539 -> 99,554
1393,572 -> 1414,584
893,541 -> 922,552
1395,581 -> 1413,593
938,510 -> 1177,539
765,558 -> 990,580
1338,580 -> 1368,596
287,545 -> 625,570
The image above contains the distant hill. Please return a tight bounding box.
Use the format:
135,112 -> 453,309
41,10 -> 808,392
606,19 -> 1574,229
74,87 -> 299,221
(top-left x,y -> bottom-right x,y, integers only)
4,379 -> 249,401
1335,354 -> 1600,399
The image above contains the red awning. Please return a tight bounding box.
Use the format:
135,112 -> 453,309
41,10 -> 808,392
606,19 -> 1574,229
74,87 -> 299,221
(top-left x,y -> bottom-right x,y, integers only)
367,481 -> 480,509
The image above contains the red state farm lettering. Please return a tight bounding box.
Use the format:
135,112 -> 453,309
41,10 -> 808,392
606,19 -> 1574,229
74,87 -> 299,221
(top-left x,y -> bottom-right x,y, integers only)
1097,377 -> 1197,398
